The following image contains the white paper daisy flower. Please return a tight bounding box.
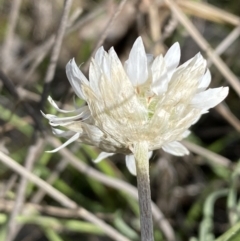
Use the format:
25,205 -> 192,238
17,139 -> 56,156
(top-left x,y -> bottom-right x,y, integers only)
42,37 -> 229,175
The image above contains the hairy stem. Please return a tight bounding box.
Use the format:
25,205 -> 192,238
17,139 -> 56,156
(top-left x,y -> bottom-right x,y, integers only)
134,142 -> 154,241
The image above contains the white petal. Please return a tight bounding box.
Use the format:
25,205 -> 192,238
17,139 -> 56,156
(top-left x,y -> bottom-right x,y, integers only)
151,55 -> 169,95
46,132 -> 80,153
126,37 -> 148,86
125,155 -> 136,175
47,96 -> 79,113
180,53 -> 205,70
40,111 -> 56,120
108,47 -> 129,84
164,42 -> 180,78
93,152 -> 115,163
52,128 -> 75,137
108,47 -> 123,68
148,151 -> 153,159
102,52 -> 111,80
125,151 -> 152,176
42,106 -> 91,127
95,46 -> 105,66
182,130 -> 191,138
65,123 -> 119,153
197,69 -> 211,92
89,60 -> 101,95
189,53 -> 204,67
146,54 -> 154,65
191,87 -> 229,110
66,59 -> 89,100
41,111 -> 73,126
162,141 -> 189,156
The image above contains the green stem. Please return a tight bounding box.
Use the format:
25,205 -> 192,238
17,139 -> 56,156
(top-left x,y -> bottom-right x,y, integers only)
134,142 -> 154,241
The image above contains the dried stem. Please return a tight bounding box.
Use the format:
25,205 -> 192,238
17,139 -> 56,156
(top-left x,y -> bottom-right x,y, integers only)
6,138 -> 45,241
0,151 -> 76,208
0,174 -> 17,199
182,140 -> 231,168
207,26 -> 240,67
83,0 -> 127,72
1,0 -> 22,72
40,0 -> 73,109
48,136 -> 175,241
134,142 -> 154,241
0,151 -> 130,241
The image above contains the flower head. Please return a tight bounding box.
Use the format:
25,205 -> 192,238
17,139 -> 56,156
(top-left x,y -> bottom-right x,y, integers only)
43,37 -> 228,175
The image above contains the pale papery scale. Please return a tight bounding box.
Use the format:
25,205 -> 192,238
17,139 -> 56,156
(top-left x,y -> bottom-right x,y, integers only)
42,36 -> 229,175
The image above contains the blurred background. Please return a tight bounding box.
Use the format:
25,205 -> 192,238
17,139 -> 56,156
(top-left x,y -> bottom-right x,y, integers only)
0,0 -> 240,240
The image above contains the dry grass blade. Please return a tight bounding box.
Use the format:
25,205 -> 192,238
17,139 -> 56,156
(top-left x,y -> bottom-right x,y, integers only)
215,104 -> 240,132
1,0 -> 22,72
0,151 -> 77,208
182,141 -> 232,168
16,36 -> 55,76
83,0 -> 127,72
5,138 -> 45,241
0,174 -> 17,199
15,5 -> 103,79
178,0 -> 240,26
40,0 -> 73,109
7,158 -> 69,240
31,159 -> 68,203
0,151 -> 131,241
165,0 -> 240,97
0,200 -> 75,219
44,0 -> 73,85
208,26 -> 240,67
0,199 -> 131,241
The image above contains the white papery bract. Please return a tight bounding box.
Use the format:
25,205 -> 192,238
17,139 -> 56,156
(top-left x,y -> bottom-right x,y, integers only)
43,37 -> 229,175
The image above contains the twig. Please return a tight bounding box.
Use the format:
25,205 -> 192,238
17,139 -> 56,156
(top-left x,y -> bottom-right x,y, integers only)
148,1 -> 165,54
66,6 -> 104,34
182,141 -> 232,168
6,138 -> 45,241
207,26 -> 240,67
40,0 -> 73,109
6,151 -> 69,240
20,46 -> 51,86
162,15 -> 178,41
0,151 -> 130,241
14,6 -> 104,80
177,0 -> 240,26
0,70 -> 44,131
96,0 -> 127,48
165,0 -> 240,97
47,136 -> 176,241
215,104 -> 240,132
31,142 -> 81,204
0,151 -> 76,208
83,0 -> 127,72
16,36 -> 55,76
0,199 -> 130,241
0,174 -> 17,199
30,159 -> 68,203
1,0 -> 22,72
0,200 -> 74,218
20,8 -> 83,85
